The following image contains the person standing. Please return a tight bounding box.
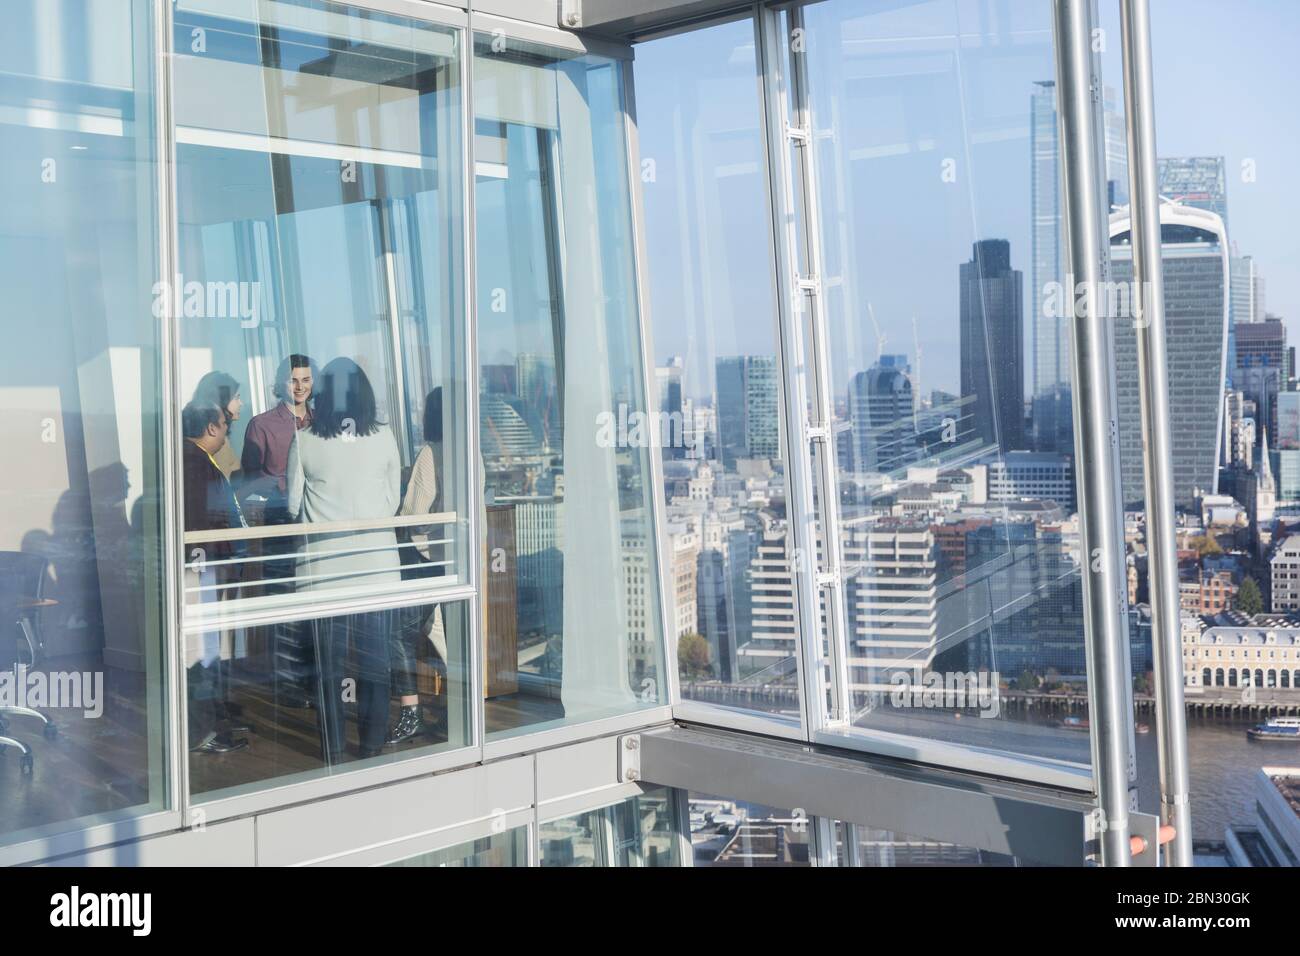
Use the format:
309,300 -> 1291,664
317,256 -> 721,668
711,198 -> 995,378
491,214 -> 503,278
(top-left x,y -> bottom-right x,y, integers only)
287,358 -> 400,761
181,400 -> 250,755
191,371 -> 243,479
242,354 -> 318,707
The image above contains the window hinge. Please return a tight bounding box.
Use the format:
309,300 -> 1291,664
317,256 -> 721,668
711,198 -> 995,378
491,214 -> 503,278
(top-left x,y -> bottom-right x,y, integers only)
786,123 -> 811,145
807,422 -> 830,443
816,569 -> 841,589
796,274 -> 821,296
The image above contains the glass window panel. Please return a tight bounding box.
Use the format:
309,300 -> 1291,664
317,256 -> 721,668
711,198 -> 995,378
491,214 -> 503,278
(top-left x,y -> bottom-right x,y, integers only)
384,827 -> 528,867
172,0 -> 469,624
539,787 -> 679,867
474,35 -> 667,739
633,20 -> 801,726
795,0 -> 1093,768
189,599 -> 472,801
688,793 -> 813,867
832,821 -> 1025,867
0,0 -> 168,846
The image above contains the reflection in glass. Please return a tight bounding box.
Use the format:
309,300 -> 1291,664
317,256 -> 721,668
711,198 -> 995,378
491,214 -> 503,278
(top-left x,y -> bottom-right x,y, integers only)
474,36 -> 666,738
689,794 -> 812,867
794,0 -> 1094,767
633,20 -> 800,725
833,821 -> 1023,867
385,827 -> 528,867
539,787 -> 678,867
0,0 -> 167,844
171,0 -> 473,794
174,0 -> 469,624
188,600 -> 472,800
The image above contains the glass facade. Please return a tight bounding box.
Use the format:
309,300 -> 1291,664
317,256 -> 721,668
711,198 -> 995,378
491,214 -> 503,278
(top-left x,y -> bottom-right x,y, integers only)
633,19 -> 800,727
0,0 -> 168,844
0,0 -> 1219,871
539,787 -> 679,866
474,34 -> 667,740
790,0 -> 1093,770
385,827 -> 528,867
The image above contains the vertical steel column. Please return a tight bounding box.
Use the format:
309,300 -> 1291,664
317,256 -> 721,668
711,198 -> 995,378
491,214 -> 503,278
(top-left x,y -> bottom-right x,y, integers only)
754,5 -> 821,736
1052,0 -> 1133,866
755,2 -> 852,734
1119,0 -> 1192,867
785,3 -> 852,727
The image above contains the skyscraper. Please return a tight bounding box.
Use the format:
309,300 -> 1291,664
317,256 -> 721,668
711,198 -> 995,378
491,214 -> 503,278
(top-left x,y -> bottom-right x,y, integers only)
1029,81 -> 1127,454
1110,202 -> 1229,509
847,355 -> 917,476
960,239 -> 1024,455
1235,316 -> 1288,441
715,355 -> 779,467
1157,156 -> 1229,232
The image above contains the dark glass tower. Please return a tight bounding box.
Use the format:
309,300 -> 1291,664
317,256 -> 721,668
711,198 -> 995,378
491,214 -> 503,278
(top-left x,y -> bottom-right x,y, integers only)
959,239 -> 1025,454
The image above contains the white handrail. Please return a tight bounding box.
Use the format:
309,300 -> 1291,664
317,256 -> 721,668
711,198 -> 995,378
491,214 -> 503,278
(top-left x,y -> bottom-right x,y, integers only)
182,510 -> 456,544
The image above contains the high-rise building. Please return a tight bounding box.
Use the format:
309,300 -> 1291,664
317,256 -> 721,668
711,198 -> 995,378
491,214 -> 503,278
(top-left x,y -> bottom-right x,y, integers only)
1230,252 -> 1265,325
846,355 -> 918,476
1110,201 -> 1229,510
1157,156 -> 1229,231
959,239 -> 1024,455
1235,317 -> 1288,440
716,355 -> 780,467
1029,81 -> 1127,454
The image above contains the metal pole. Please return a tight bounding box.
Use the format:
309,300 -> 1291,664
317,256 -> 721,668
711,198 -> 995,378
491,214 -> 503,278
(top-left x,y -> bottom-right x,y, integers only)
1052,0 -> 1133,866
1119,0 -> 1193,867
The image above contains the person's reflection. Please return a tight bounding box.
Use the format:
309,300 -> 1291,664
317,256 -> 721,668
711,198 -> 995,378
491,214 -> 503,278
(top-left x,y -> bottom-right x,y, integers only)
181,401 -> 250,754
287,358 -> 400,761
390,387 -> 447,745
241,354 -> 318,708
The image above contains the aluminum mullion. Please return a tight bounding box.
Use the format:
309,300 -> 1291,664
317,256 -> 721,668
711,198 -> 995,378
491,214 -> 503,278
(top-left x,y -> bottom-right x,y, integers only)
755,3 -> 818,739
621,57 -> 681,714
1052,0 -> 1134,866
153,0 -> 190,830
785,2 -> 851,727
460,13 -> 488,779
1119,0 -> 1192,868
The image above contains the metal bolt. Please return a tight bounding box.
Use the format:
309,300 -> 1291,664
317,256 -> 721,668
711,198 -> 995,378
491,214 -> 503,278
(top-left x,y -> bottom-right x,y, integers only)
565,12 -> 580,26
625,768 -> 640,782
625,737 -> 638,750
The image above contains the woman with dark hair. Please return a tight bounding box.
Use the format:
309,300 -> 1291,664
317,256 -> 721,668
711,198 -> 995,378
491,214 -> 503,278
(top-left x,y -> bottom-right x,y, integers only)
388,386 -> 446,745
287,357 -> 400,761
191,371 -> 243,477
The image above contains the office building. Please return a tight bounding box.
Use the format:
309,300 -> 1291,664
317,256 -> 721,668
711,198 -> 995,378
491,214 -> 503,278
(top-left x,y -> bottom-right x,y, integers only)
716,355 -> 780,467
987,451 -> 1076,514
1110,202 -> 1229,510
846,355 -> 918,477
1029,81 -> 1127,454
959,240 -> 1025,455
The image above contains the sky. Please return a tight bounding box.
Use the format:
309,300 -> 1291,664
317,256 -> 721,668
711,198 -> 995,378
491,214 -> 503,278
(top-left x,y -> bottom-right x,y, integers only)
634,0 -> 1299,402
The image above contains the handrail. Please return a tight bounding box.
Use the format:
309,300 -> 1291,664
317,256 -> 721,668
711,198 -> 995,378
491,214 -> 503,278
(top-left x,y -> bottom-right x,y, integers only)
182,510 -> 457,545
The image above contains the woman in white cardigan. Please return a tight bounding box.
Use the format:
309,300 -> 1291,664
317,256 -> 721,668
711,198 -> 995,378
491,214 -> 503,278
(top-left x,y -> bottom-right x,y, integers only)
287,357 -> 400,761
387,386 -> 446,745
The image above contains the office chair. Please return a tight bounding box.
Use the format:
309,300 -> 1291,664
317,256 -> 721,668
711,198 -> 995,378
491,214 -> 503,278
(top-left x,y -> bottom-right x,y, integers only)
0,551 -> 58,775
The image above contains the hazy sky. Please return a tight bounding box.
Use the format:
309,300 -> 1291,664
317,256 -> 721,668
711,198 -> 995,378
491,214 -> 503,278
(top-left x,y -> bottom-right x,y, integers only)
635,0 -> 1298,401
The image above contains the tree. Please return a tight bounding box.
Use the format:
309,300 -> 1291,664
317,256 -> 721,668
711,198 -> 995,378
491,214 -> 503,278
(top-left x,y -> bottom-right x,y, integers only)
677,633 -> 712,681
1017,669 -> 1040,692
1192,535 -> 1223,557
1236,576 -> 1263,617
